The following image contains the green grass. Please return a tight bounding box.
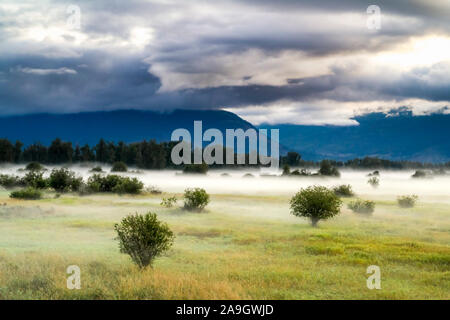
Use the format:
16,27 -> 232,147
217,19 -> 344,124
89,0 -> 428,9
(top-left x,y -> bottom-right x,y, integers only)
0,191 -> 448,300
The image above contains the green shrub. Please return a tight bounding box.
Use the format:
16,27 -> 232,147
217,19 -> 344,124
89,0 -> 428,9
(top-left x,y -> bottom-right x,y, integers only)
25,162 -> 43,171
146,185 -> 162,194
161,196 -> 177,208
282,164 -> 290,176
412,170 -> 427,178
183,188 -> 210,211
22,171 -> 48,189
348,199 -> 375,214
112,177 -> 144,194
49,168 -> 82,192
0,174 -> 24,188
333,184 -> 354,197
183,163 -> 208,174
86,174 -> 143,194
114,212 -> 174,268
290,186 -> 342,227
10,188 -> 42,200
319,160 -> 340,177
90,166 -> 103,172
397,195 -> 418,208
111,162 -> 128,172
290,169 -> 311,176
367,177 -> 380,188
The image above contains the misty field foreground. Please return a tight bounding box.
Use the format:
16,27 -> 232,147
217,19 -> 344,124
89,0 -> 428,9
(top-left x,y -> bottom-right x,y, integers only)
0,170 -> 449,299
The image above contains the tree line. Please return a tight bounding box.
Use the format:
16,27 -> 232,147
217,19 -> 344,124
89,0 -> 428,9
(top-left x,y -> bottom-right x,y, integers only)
0,138 -> 174,169
0,138 -> 449,169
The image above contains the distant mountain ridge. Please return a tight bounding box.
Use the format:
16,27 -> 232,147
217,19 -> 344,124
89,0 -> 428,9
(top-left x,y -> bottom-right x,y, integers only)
260,109 -> 450,162
0,108 -> 449,162
0,109 -> 255,146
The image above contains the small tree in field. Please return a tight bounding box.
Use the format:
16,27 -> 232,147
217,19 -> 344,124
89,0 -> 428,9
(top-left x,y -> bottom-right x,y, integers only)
290,186 -> 342,227
111,161 -> 128,172
183,188 -> 210,211
114,213 -> 174,268
367,177 -> 380,188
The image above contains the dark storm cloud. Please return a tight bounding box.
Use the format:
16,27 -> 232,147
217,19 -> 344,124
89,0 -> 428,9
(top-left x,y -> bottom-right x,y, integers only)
0,52 -> 161,114
0,0 -> 449,119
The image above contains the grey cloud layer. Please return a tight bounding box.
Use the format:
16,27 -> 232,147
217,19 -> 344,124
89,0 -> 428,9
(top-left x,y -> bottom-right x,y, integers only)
0,0 -> 449,121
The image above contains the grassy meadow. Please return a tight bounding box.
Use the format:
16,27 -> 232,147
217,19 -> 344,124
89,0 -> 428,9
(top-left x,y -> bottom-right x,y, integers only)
0,168 -> 450,299
0,169 -> 449,300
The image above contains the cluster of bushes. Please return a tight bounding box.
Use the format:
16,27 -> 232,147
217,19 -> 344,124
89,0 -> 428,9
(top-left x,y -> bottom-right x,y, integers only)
48,168 -> 83,192
10,187 -> 42,200
348,199 -> 375,214
333,184 -> 354,197
183,163 -> 208,174
318,160 -> 340,177
0,174 -> 24,188
281,160 -> 340,178
86,174 -> 143,194
2,167 -> 145,197
397,195 -> 418,208
282,165 -> 316,177
0,168 -> 83,192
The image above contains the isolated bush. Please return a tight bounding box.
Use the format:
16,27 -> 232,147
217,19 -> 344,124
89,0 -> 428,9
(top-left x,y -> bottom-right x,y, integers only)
49,168 -> 82,192
146,185 -> 162,194
183,163 -> 208,174
397,195 -> 418,208
348,199 -> 375,214
25,162 -> 43,171
282,164 -> 290,176
412,170 -> 427,178
183,188 -> 210,211
114,212 -> 174,268
161,196 -> 177,208
367,170 -> 380,177
23,171 -> 48,189
367,177 -> 380,188
90,166 -> 103,172
319,160 -> 340,177
0,174 -> 24,188
290,186 -> 342,227
10,187 -> 42,200
333,184 -> 354,197
111,162 -> 128,172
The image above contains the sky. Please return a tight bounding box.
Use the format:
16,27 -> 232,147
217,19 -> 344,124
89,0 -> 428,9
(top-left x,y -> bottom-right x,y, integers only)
0,0 -> 449,125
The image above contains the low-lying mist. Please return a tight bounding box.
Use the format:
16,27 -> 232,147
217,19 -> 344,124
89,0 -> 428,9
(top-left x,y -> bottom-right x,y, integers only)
1,164 -> 449,202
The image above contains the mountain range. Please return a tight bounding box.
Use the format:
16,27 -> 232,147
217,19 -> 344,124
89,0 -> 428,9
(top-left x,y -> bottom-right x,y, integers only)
0,108 -> 448,162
